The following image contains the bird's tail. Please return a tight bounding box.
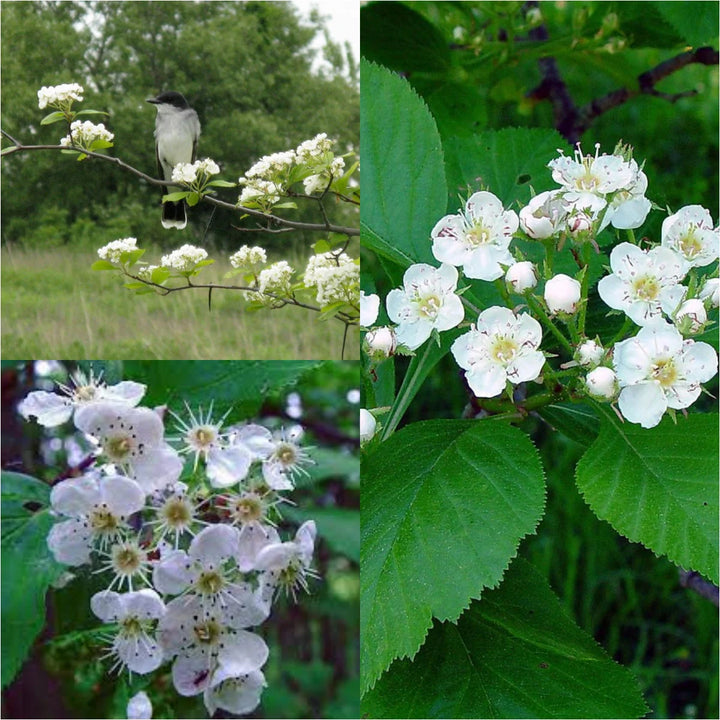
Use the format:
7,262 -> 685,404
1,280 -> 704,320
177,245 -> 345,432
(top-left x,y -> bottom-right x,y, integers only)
162,199 -> 187,230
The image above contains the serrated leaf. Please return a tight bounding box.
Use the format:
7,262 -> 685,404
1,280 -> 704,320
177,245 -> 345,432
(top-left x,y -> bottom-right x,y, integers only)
361,60 -> 447,267
150,267 -> 170,284
538,402 -> 600,446
362,558 -> 648,718
361,420 -> 545,693
654,0 -> 718,46
91,260 -> 117,271
576,408 -> 719,583
40,110 -> 66,125
1,472 -> 64,688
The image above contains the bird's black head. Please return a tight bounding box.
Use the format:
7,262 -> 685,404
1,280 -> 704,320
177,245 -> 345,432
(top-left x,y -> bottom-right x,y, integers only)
146,91 -> 190,109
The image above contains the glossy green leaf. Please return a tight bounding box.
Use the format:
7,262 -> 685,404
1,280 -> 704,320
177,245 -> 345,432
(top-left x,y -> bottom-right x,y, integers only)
539,402 -> 600,447
362,558 -> 648,719
576,408 -> 719,583
361,60 -> 447,267
655,2 -> 719,47
361,420 -> 545,693
1,472 -> 63,688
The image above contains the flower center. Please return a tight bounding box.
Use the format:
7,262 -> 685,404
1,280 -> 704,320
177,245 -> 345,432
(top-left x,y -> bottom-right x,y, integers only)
105,435 -> 132,461
679,228 -> 702,259
231,493 -> 264,524
194,618 -> 221,645
196,569 -> 225,596
631,275 -> 659,302
160,496 -> 193,529
466,223 -> 492,247
189,426 -> 217,452
275,442 -> 298,467
652,358 -> 679,388
417,294 -> 441,320
111,541 -> 146,577
74,384 -> 97,402
120,616 -> 144,637
90,505 -> 120,535
490,337 -> 518,364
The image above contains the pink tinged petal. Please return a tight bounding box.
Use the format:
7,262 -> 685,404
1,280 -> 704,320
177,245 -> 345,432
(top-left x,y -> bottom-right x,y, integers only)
205,668 -> 266,716
102,381 -> 146,406
681,341 -> 719,384
508,350 -> 545,383
262,461 -> 294,490
18,391 -> 73,427
618,382 -> 667,428
91,590 -> 124,621
434,293 -> 464,332
217,630 -> 269,676
394,319 -> 432,351
122,589 -> 166,620
610,196 -> 652,229
101,475 -> 145,516
50,475 -> 100,516
189,524 -> 240,566
131,445 -> 183,492
47,519 -> 92,565
153,550 -> 194,595
236,524 -> 280,572
465,362 -> 507,398
207,446 -> 252,488
172,653 -> 212,696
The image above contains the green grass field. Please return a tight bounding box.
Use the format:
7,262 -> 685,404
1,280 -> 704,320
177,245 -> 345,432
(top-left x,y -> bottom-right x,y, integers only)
1,243 -> 358,360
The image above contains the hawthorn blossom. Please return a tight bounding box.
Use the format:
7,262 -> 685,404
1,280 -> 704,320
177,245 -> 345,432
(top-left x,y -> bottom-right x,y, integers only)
505,261 -> 538,294
360,291 -> 380,327
431,191 -> 518,280
451,307 -> 545,398
364,326 -> 397,361
204,667 -> 266,716
230,245 -> 267,271
37,82 -> 83,109
386,263 -> 464,350
544,274 -> 581,314
91,589 -> 165,674
74,403 -> 183,492
597,243 -> 687,326
518,190 -> 565,239
576,339 -> 605,367
224,490 -> 282,572
47,473 -> 145,565
613,323 -> 718,428
97,237 -> 140,265
360,409 -> 377,445
127,691 -> 153,719
160,244 -> 209,272
261,427 -> 313,490
60,120 -> 114,150
19,369 -> 145,427
661,205 -> 719,268
585,366 -> 618,400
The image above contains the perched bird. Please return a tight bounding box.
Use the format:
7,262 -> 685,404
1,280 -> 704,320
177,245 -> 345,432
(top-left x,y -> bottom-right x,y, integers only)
146,91 -> 201,230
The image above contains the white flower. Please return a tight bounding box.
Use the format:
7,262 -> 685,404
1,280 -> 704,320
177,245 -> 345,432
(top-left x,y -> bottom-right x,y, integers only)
674,298 -> 707,335
661,205 -> 719,268
585,366 -> 618,400
172,162 -> 198,184
599,170 -> 651,231
386,263 -> 464,350
303,173 -> 328,195
613,323 -> 718,428
296,133 -> 333,162
598,243 -> 688,326
91,589 -> 165,674
255,521 -> 318,601
549,143 -> 637,195
98,237 -> 139,265
160,244 -> 208,272
431,191 -> 518,280
47,473 -> 145,565
197,157 -> 220,176
229,245 -> 267,270
204,668 -> 266,717
261,427 -> 313,491
74,403 -> 183,492
544,274 -> 581,314
451,306 -> 545,398
364,326 -> 397,361
576,339 -> 605,367
360,409 -> 377,445
699,278 -> 720,308
360,291 -> 380,327
18,369 -> 145,427
238,179 -> 280,206
518,190 -> 566,239
505,261 -> 538,294
247,260 -> 294,304
37,82 -> 83,109
149,485 -> 199,549
127,691 -> 153,719
303,252 -> 358,306
60,120 -> 114,149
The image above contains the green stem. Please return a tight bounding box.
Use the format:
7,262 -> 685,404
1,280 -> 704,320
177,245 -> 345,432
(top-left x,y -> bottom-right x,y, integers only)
494,278 -> 513,309
526,294 -> 574,356
626,228 -> 637,244
577,244 -> 592,336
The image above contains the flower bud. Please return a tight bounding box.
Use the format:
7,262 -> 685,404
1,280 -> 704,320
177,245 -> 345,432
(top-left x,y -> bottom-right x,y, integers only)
505,261 -> 538,294
364,326 -> 397,361
360,409 -> 377,445
567,212 -> 592,235
519,191 -> 561,239
699,278 -> 719,309
585,367 -> 618,400
360,291 -> 380,327
576,339 -> 604,367
674,299 -> 707,335
544,274 -> 581,314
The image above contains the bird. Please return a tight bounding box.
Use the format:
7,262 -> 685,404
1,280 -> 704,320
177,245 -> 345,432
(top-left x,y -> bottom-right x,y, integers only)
146,91 -> 201,230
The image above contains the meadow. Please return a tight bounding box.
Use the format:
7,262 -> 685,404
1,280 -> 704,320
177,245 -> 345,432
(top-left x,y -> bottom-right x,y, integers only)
1,243 -> 358,360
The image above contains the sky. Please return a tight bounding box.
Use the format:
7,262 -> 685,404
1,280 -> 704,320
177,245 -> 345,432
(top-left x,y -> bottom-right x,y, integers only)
291,0 -> 360,67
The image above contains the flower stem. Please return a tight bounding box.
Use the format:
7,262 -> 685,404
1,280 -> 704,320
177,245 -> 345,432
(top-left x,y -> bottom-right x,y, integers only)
526,294 -> 574,356
577,244 -> 592,336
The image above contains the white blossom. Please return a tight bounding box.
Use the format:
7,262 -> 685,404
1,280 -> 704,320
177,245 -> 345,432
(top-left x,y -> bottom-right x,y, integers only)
661,205 -> 719,268
364,326 -> 397,361
160,244 -> 209,272
699,278 -> 720,308
261,427 -> 313,491
127,691 -> 153,719
37,82 -> 83,109
674,298 -> 708,335
451,306 -> 545,398
585,366 -> 618,400
98,237 -> 139,265
360,409 -> 377,445
431,191 -> 518,280
505,261 -> 538,294
386,263 -> 464,350
229,245 -> 267,270
204,668 -> 266,717
303,252 -> 358,306
576,339 -> 605,367
598,242 -> 688,326
360,291 -> 380,327
518,190 -> 566,239
60,120 -> 113,149
613,323 -> 718,428
544,274 -> 582,314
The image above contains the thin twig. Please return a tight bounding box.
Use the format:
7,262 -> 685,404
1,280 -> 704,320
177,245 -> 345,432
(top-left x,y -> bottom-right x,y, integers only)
679,569 -> 719,607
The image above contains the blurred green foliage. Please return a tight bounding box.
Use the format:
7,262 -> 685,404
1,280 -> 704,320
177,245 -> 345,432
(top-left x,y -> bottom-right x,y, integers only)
1,1 -> 359,253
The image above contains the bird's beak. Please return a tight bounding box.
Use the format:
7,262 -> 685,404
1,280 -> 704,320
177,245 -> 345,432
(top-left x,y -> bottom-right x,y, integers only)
146,97 -> 159,104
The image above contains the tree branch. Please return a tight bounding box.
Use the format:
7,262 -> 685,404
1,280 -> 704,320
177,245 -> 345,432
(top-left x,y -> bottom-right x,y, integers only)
0,132 -> 359,236
679,568 -> 719,607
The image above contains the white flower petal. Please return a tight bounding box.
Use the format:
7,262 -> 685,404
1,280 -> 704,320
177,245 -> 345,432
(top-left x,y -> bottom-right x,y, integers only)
102,381 -> 146,406
206,446 -> 252,488
262,461 -> 294,490
50,475 -> 100,516
681,340 -> 719,384
101,475 -> 146,517
359,291 -> 380,327
91,590 -> 124,622
394,319 -> 432,351
127,691 -> 153,720
18,391 -> 73,427
618,382 -> 667,428
122,589 -> 166,620
465,362 -> 507,398
205,669 -> 265,716
153,550 -> 194,595
172,652 -> 211,696
131,445 -> 183,492
236,524 -> 280,573
189,524 -> 240,566
508,350 -> 545,383
217,629 -> 269,676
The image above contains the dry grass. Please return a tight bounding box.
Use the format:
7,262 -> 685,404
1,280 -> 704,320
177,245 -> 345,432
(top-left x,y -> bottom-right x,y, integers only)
1,243 -> 358,360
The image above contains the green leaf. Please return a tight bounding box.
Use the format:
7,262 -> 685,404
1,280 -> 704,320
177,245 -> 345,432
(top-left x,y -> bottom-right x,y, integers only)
207,179 -> 236,188
1,472 -> 64,688
271,201 -> 298,209
123,361 -> 322,420
538,402 -> 600,447
162,191 -> 190,202
576,408 -> 719,583
186,192 -> 201,207
123,282 -> 147,290
1,145 -> 19,156
360,220 -> 414,269
284,506 -> 359,562
150,267 -> 170,284
362,558 -> 648,718
91,259 -> 117,271
40,110 -> 66,125
654,1 -> 719,46
360,2 -> 451,73
361,60 -> 447,267
74,109 -> 109,117
361,420 -> 545,693
443,127 -> 569,210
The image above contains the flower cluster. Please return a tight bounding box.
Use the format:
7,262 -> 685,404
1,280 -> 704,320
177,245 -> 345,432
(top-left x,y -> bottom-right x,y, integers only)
246,260 -> 296,306
303,251 -> 359,306
60,120 -> 114,151
19,375 -> 319,717
97,237 -> 139,265
161,244 -> 209,272
171,157 -> 221,185
362,142 -> 719,429
37,83 -> 84,110
229,245 -> 268,272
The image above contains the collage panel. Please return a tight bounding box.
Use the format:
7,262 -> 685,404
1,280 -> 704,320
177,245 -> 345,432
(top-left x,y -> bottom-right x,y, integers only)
359,2 -> 719,719
2,359 -> 359,718
1,1 -> 359,361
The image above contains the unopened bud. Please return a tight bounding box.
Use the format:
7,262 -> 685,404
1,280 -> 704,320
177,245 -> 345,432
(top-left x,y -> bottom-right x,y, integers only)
360,409 -> 377,445
544,274 -> 582,314
505,261 -> 538,294
585,367 -> 618,400
699,278 -> 719,309
364,326 -> 397,361
674,299 -> 707,335
576,339 -> 604,367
